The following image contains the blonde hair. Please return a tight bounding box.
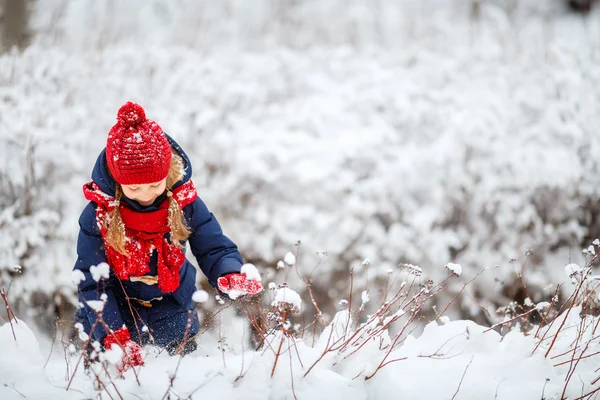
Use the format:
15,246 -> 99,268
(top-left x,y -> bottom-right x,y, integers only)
105,150 -> 192,255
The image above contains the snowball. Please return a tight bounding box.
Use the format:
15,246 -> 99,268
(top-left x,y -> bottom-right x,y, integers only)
268,282 -> 277,290
241,263 -> 262,281
13,265 -> 22,273
87,300 -> 105,312
361,290 -> 370,305
142,325 -> 149,332
339,299 -> 349,307
284,252 -> 296,266
90,262 -> 110,282
565,263 -> 583,279
272,287 -> 302,309
71,270 -> 86,285
192,290 -> 209,303
445,263 -> 462,277
215,295 -> 225,305
276,261 -> 285,269
524,297 -> 533,307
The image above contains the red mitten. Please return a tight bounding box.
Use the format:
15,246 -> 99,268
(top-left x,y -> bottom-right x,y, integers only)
104,327 -> 144,373
217,273 -> 263,299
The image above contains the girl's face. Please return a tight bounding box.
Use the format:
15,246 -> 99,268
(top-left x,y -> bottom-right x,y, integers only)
121,178 -> 168,206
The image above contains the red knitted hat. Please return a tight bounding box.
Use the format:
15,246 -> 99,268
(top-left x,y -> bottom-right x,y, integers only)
106,102 -> 172,185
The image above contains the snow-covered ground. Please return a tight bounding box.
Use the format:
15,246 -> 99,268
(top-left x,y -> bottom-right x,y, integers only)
2,0 -> 600,398
2,283 -> 600,400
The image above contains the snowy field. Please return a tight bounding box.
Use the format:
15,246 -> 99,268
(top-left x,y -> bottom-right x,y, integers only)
1,0 -> 600,398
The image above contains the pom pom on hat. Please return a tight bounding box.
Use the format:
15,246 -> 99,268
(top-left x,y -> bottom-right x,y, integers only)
106,102 -> 172,185
117,102 -> 146,129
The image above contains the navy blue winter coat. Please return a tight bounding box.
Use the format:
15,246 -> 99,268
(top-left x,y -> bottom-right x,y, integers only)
74,134 -> 242,345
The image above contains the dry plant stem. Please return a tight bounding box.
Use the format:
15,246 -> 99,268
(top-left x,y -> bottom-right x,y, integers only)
218,313 -> 226,369
533,285 -> 562,340
67,318 -> 100,391
532,286 -> 574,355
162,311 -> 195,400
236,322 -> 247,381
62,340 -> 71,380
291,337 -> 305,369
270,333 -> 286,378
451,356 -> 474,400
97,380 -> 117,400
515,254 -> 551,323
573,386 -> 600,400
44,317 -> 59,369
544,260 -> 597,358
186,372 -> 221,399
302,322 -> 339,378
566,331 -> 600,392
551,345 -> 582,361
294,257 -> 326,328
364,312 -> 418,380
342,284 -> 441,356
102,363 -> 124,400
288,337 -> 298,400
117,279 -> 143,339
436,269 -> 487,321
484,308 -> 538,333
199,302 -> 233,335
561,316 -> 589,399
0,288 -> 18,341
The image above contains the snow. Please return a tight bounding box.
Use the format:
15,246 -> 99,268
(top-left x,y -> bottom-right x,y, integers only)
3,302 -> 600,400
192,290 -> 209,303
361,290 -> 370,305
565,263 -> 583,280
272,287 -> 303,310
86,300 -> 105,313
445,263 -> 462,277
74,322 -> 89,341
241,263 -> 262,281
71,270 -> 85,285
90,262 -> 110,282
283,252 -> 296,266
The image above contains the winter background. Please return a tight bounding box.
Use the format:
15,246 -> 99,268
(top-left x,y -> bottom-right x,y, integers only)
1,0 -> 600,399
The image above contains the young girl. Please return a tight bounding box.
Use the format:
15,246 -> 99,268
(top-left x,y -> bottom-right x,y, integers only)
74,102 -> 262,372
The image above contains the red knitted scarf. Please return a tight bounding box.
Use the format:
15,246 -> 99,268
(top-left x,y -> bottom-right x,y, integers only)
82,180 -> 198,293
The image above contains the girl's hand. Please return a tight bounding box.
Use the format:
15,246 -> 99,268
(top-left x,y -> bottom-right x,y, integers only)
104,327 -> 144,373
217,273 -> 263,299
